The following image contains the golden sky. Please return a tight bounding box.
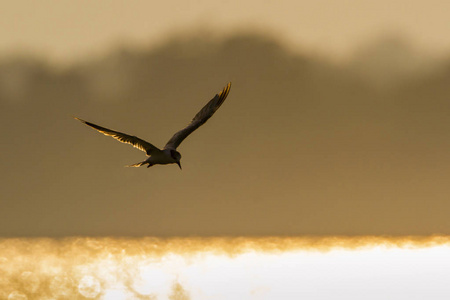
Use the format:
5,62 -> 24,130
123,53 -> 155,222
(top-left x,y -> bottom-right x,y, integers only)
1,0 -> 450,237
1,0 -> 450,64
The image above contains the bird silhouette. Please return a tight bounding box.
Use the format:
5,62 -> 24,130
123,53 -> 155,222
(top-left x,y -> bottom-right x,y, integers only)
75,83 -> 231,169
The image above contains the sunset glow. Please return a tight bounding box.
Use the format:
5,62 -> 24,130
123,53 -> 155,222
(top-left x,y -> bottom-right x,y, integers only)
1,237 -> 449,299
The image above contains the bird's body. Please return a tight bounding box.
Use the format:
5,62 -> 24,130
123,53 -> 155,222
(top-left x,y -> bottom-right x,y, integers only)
149,149 -> 180,166
75,83 -> 231,169
128,149 -> 180,168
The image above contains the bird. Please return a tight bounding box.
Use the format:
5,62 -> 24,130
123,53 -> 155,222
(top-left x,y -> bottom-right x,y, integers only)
75,82 -> 231,170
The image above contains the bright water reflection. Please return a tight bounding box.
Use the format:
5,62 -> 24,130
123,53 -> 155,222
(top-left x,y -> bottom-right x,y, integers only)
1,237 -> 449,299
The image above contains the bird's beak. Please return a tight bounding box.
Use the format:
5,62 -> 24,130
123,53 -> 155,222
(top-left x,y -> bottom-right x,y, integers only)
177,162 -> 182,170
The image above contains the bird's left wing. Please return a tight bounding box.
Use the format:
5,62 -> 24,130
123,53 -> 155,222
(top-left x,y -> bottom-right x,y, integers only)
74,117 -> 161,156
164,82 -> 231,150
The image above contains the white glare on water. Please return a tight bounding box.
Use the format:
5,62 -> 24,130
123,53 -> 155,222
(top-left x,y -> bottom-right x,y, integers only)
0,237 -> 450,299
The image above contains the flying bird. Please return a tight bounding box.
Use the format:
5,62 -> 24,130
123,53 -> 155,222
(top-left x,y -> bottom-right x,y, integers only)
75,83 -> 231,170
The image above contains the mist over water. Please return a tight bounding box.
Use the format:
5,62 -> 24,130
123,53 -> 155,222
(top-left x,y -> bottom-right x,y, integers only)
1,31 -> 450,236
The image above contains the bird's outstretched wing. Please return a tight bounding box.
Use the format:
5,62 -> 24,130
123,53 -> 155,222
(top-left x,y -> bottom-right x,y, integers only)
164,82 -> 231,150
74,117 -> 161,156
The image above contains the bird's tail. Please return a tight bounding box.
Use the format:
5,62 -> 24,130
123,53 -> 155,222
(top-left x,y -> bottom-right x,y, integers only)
126,161 -> 148,168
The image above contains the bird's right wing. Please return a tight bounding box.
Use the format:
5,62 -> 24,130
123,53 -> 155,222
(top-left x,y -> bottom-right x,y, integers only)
74,117 -> 161,156
164,82 -> 231,150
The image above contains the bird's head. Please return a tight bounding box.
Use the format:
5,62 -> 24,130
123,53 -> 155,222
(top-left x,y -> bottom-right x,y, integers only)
170,150 -> 182,170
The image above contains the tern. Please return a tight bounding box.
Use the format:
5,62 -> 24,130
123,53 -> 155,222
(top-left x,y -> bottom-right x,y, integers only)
75,82 -> 231,170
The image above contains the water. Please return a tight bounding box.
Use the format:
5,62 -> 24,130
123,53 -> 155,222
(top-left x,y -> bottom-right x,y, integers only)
1,237 -> 449,299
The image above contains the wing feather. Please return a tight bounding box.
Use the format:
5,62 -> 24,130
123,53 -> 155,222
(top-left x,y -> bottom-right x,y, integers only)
74,117 -> 160,156
164,82 -> 231,150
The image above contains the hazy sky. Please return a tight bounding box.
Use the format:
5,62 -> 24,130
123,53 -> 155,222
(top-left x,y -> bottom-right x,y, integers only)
1,0 -> 450,237
1,0 -> 450,64
1,31 -> 450,236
